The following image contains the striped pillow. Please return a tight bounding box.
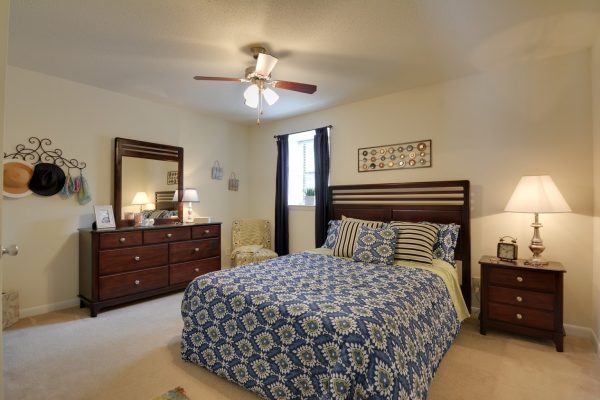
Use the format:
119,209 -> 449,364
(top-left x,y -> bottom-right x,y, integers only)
389,221 -> 439,265
333,219 -> 385,258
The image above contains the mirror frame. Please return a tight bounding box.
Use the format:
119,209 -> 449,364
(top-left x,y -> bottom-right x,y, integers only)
114,137 -> 184,227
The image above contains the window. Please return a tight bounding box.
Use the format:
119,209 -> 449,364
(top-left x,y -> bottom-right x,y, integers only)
288,130 -> 316,205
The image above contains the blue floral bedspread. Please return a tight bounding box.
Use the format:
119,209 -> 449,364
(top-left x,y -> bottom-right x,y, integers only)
181,252 -> 461,399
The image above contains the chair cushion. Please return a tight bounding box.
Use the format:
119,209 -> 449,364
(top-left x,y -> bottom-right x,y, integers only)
233,248 -> 278,267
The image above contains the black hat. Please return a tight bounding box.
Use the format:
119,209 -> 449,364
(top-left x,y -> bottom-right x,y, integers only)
28,163 -> 66,196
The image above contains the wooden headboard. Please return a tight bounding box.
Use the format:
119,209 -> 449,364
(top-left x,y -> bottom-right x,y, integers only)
328,180 -> 471,311
155,190 -> 177,211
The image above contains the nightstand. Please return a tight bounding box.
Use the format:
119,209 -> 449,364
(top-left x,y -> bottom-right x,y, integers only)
479,255 -> 566,352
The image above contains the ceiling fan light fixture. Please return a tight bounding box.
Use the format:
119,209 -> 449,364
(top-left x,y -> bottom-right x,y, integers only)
262,87 -> 279,106
255,53 -> 278,77
243,84 -> 259,108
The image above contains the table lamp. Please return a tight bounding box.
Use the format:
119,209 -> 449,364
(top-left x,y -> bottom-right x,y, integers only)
504,176 -> 571,265
173,188 -> 199,223
131,191 -> 150,212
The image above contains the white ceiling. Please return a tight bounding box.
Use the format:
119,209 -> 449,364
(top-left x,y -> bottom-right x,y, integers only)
8,0 -> 600,125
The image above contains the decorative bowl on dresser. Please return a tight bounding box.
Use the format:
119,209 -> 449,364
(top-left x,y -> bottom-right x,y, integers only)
79,223 -> 221,317
479,255 -> 566,351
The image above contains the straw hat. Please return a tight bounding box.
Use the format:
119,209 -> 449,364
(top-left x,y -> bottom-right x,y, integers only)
3,159 -> 34,198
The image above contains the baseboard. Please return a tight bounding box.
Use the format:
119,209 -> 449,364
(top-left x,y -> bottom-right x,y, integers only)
19,298 -> 80,318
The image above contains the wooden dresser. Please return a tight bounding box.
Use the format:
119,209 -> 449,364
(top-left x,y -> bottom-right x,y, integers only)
479,255 -> 565,351
79,223 -> 221,317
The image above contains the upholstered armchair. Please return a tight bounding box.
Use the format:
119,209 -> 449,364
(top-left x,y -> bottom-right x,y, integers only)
231,219 -> 278,267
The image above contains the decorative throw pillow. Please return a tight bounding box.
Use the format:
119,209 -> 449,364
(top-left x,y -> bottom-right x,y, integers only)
389,221 -> 439,265
352,225 -> 398,265
333,219 -> 385,258
322,220 -> 341,248
421,222 -> 460,266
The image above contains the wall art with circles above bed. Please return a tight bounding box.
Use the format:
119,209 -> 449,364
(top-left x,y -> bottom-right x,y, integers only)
357,139 -> 431,172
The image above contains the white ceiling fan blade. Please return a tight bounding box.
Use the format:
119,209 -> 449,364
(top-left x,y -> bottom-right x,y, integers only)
255,53 -> 278,77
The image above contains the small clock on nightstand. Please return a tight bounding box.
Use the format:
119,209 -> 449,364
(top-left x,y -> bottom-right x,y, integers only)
497,236 -> 518,261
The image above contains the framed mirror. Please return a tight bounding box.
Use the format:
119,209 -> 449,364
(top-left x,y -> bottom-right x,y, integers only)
114,138 -> 184,227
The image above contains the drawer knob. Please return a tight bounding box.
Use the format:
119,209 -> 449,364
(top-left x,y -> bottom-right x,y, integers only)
134,279 -> 140,285
516,296 -> 523,302
516,276 -> 523,283
516,313 -> 523,320
134,256 -> 140,261
194,268 -> 200,272
167,233 -> 173,238
204,229 -> 210,234
194,247 -> 200,252
119,237 -> 126,243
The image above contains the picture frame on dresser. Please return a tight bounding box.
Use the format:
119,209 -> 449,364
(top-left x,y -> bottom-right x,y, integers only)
93,205 -> 116,229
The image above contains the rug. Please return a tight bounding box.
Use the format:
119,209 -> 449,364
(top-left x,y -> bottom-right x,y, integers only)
152,387 -> 190,400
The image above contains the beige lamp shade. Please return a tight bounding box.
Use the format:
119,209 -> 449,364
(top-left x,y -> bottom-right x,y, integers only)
131,191 -> 150,205
172,188 -> 200,202
504,176 -> 571,213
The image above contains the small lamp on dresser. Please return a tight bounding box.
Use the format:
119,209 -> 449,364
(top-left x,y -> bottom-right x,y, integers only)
504,175 -> 571,265
131,191 -> 151,226
173,188 -> 200,223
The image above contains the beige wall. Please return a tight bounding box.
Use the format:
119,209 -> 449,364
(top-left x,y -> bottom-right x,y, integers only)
249,51 -> 593,328
593,37 -> 600,349
0,1 -> 9,397
2,66 -> 250,315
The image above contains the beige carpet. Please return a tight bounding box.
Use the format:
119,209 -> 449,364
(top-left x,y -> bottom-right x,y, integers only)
4,293 -> 600,400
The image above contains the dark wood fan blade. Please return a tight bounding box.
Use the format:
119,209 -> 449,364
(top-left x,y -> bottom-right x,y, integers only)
193,76 -> 244,82
271,80 -> 317,94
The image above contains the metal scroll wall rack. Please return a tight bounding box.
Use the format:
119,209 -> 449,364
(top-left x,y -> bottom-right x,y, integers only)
3,136 -> 87,171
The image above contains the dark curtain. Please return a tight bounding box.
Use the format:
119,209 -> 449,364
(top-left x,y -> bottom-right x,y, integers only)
314,126 -> 330,247
275,135 -> 289,255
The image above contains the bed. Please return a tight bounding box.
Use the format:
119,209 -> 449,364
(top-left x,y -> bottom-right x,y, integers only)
181,181 -> 471,399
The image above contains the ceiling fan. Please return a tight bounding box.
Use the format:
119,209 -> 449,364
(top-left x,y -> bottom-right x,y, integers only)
194,46 -> 317,124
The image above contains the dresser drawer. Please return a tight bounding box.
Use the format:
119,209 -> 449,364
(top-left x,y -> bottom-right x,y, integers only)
170,257 -> 220,285
98,244 -> 168,275
192,225 -> 220,239
488,302 -> 555,331
99,266 -> 168,300
144,228 -> 191,244
488,286 -> 554,311
170,239 -> 220,264
488,266 -> 556,292
99,231 -> 143,249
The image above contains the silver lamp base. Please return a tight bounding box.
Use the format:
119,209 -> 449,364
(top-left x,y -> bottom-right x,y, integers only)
525,212 -> 549,266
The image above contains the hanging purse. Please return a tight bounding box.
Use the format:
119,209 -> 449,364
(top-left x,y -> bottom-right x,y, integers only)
228,172 -> 239,191
211,160 -> 223,180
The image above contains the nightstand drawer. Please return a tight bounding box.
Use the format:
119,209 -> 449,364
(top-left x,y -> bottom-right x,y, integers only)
488,267 -> 555,292
488,302 -> 554,331
488,286 -> 554,311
